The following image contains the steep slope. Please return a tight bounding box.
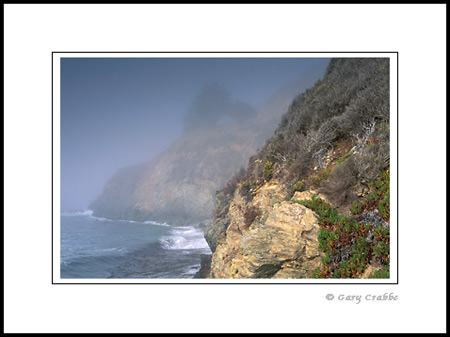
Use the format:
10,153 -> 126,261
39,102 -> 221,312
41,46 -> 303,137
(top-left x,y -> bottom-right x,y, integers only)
205,58 -> 391,279
90,67 -> 328,225
90,123 -> 260,224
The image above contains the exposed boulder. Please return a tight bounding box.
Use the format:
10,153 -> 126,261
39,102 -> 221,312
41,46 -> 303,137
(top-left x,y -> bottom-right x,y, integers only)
208,182 -> 323,279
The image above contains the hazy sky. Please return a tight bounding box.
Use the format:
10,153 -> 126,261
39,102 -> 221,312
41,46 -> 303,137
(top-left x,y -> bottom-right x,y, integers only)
60,57 -> 330,211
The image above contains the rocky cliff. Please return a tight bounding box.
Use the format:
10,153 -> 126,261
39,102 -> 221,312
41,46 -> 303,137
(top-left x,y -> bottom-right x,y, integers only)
205,58 -> 391,279
89,68 -> 328,225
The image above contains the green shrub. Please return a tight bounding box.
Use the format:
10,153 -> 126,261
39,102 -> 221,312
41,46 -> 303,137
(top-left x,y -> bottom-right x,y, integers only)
349,237 -> 371,275
309,168 -> 331,188
293,195 -> 340,227
290,180 -> 305,194
239,182 -> 253,202
368,266 -> 390,279
317,227 -> 338,253
263,159 -> 274,181
373,226 -> 390,265
296,180 -> 390,278
350,201 -> 363,215
349,169 -> 390,221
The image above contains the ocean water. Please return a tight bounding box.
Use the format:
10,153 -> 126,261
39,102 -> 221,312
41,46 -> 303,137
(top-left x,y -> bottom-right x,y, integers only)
60,210 -> 211,279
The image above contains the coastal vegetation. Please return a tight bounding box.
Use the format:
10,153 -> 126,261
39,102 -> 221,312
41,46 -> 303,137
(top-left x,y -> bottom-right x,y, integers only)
206,58 -> 391,278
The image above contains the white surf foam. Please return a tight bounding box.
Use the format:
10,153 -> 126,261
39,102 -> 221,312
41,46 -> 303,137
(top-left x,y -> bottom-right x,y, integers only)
61,209 -> 111,221
61,209 -> 94,217
144,220 -> 171,227
159,226 -> 211,253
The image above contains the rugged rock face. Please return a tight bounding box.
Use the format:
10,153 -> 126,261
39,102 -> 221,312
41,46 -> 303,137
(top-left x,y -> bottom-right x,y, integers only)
90,123 -> 261,224
206,182 -> 323,278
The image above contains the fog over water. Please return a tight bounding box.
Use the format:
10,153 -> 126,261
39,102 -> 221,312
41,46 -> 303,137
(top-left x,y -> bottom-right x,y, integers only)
60,57 -> 330,212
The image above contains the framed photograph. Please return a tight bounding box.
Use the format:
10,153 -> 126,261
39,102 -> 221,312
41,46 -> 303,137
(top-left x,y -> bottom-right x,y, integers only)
53,52 -> 398,284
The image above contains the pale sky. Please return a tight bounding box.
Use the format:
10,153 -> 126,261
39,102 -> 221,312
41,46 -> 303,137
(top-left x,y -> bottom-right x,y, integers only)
60,57 -> 330,211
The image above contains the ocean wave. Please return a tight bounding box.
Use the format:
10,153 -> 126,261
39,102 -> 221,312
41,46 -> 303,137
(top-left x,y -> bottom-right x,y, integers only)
159,226 -> 211,253
144,220 -> 171,227
61,209 -> 94,217
60,247 -> 129,266
60,211 -> 170,224
61,209 -> 110,221
183,264 -> 202,276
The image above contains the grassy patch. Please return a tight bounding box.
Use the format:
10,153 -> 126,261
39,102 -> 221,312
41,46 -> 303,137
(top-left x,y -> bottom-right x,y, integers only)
337,151 -> 353,165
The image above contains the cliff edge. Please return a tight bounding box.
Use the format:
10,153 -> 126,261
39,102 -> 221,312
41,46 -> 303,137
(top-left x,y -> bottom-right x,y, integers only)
205,58 -> 391,279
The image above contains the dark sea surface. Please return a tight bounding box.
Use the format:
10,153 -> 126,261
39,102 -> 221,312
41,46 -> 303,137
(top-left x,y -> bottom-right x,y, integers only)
60,211 -> 211,279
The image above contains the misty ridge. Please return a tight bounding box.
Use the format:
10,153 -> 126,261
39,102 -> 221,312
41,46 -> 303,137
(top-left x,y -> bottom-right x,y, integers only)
183,82 -> 257,131
89,67 -> 327,225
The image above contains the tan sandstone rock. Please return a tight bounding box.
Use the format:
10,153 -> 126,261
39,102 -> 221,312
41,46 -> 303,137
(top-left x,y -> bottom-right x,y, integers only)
209,196 -> 323,279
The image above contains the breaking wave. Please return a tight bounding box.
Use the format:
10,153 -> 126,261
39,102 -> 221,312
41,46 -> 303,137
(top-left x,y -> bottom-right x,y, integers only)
159,226 -> 211,253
